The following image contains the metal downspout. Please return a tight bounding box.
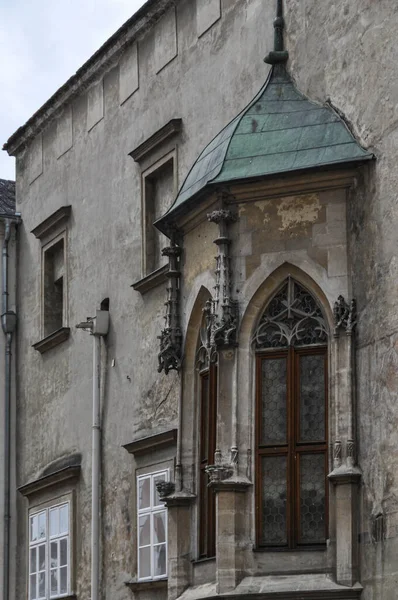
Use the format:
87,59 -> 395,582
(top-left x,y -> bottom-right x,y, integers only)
2,220 -> 12,600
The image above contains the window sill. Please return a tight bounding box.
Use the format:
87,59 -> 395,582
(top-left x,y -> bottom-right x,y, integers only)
32,327 -> 70,354
131,265 -> 168,294
125,579 -> 167,593
253,545 -> 327,553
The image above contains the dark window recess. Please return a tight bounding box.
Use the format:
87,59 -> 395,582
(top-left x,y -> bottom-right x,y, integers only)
144,158 -> 174,274
255,279 -> 328,550
43,238 -> 64,337
199,365 -> 217,559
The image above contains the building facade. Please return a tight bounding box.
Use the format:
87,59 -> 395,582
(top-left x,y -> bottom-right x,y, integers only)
3,1 -> 398,599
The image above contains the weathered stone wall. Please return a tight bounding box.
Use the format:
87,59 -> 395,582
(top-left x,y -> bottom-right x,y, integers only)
11,0 -> 398,598
286,2 -> 398,598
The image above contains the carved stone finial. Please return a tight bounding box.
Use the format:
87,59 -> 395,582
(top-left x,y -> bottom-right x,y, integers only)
333,295 -> 357,336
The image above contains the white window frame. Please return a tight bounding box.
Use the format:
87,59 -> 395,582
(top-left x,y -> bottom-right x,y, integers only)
137,469 -> 169,581
28,501 -> 71,600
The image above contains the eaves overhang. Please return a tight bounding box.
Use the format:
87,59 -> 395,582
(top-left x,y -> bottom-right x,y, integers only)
155,65 -> 374,237
3,0 -> 174,156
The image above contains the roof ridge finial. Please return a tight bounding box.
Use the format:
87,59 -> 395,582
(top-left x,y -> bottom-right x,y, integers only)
264,0 -> 289,65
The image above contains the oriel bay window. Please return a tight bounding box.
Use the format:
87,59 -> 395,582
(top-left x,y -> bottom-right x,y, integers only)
253,278 -> 329,549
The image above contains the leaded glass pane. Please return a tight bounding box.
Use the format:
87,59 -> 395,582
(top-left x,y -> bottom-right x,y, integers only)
60,567 -> 68,594
300,354 -> 325,442
260,456 -> 287,545
138,478 -> 150,510
261,358 -> 287,445
30,574 -> 37,600
299,453 -> 326,544
139,546 -> 151,579
153,511 -> 166,544
139,515 -> 150,546
153,544 -> 167,577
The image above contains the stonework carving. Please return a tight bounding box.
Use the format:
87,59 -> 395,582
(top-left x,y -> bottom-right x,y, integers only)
253,277 -> 328,349
333,295 -> 357,335
156,480 -> 176,500
158,232 -> 183,374
333,440 -> 342,468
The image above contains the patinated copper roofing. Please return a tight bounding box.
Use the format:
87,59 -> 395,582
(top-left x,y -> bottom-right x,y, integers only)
156,1 -> 373,235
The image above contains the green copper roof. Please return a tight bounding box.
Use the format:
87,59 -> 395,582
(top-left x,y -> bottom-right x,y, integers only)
156,0 -> 374,234
157,66 -> 373,232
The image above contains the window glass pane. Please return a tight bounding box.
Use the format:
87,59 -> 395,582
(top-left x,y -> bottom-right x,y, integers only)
139,546 -> 151,579
38,544 -> 46,571
60,538 -> 68,567
30,574 -> 37,599
138,478 -> 150,510
30,547 -> 37,574
153,544 -> 166,577
59,504 -> 69,534
260,455 -> 287,545
200,374 -> 209,462
38,512 -> 46,539
261,358 -> 287,445
299,453 -> 326,544
153,511 -> 166,544
139,515 -> 150,547
50,541 -> 58,569
153,473 -> 166,507
30,515 -> 38,542
60,566 -> 68,594
49,508 -> 59,537
299,354 -> 325,442
50,569 -> 58,596
38,572 -> 45,598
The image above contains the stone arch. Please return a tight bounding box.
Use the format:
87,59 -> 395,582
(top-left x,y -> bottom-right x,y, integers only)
239,262 -> 334,351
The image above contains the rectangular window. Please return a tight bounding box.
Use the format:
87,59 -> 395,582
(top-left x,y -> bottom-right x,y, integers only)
137,470 -> 168,581
255,347 -> 328,549
199,364 -> 217,558
142,151 -> 177,276
43,237 -> 65,337
29,503 -> 70,599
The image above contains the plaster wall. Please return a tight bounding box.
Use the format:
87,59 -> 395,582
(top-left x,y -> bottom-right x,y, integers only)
10,0 -> 398,598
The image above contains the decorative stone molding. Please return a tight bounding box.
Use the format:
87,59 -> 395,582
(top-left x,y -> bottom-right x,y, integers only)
129,118 -> 182,162
158,230 -> 182,374
31,205 -> 71,240
204,198 -> 239,356
163,490 -> 196,508
131,264 -> 168,294
32,327 -> 71,354
156,480 -> 175,500
19,464 -> 81,497
333,440 -> 342,469
333,295 -> 357,336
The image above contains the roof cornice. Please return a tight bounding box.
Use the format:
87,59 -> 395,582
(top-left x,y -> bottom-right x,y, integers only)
3,0 -> 174,157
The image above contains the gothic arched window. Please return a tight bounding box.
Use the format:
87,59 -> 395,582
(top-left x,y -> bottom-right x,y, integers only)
253,277 -> 328,549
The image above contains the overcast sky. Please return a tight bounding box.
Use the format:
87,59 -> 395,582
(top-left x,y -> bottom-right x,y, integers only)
0,0 -> 147,181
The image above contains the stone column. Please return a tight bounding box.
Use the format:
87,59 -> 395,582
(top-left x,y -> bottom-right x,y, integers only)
162,491 -> 195,600
205,201 -> 251,594
328,296 -> 361,587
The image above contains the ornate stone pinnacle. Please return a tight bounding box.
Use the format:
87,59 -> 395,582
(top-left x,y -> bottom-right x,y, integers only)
333,295 -> 357,336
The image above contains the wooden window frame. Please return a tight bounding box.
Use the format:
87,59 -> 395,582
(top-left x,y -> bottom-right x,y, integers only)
255,345 -> 328,550
198,363 -> 217,559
